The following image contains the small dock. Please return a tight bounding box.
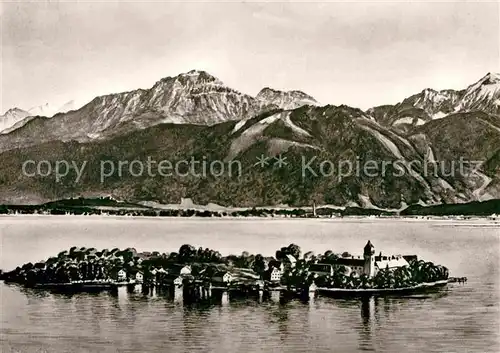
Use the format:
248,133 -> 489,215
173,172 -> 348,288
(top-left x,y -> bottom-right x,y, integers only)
447,277 -> 468,284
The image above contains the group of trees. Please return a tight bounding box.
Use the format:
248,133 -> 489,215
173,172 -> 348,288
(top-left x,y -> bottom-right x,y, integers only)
176,244 -> 223,264
1,247 -> 142,286
281,257 -> 449,290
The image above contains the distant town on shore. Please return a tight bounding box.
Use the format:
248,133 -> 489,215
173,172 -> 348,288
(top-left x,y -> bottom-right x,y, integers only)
1,197 -> 499,218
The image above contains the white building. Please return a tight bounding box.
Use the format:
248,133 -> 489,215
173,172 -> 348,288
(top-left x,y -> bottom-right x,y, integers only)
167,264 -> 192,276
173,276 -> 183,286
117,269 -> 127,282
374,255 -> 409,273
269,267 -> 281,282
212,271 -> 233,283
135,271 -> 144,283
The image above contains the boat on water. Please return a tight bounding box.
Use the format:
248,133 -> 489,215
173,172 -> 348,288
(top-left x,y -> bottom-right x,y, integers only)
316,280 -> 449,298
33,280 -> 117,292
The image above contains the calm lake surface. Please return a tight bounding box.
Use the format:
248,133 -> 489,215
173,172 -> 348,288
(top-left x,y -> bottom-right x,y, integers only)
1,216 -> 499,353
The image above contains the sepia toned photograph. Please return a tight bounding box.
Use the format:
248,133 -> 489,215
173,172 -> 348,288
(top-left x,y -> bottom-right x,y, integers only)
0,0 -> 499,352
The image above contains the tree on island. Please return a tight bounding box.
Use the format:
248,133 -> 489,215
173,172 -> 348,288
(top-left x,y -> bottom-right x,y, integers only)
178,244 -> 197,263
276,243 -> 301,261
252,254 -> 266,278
303,251 -> 315,262
320,250 -> 339,264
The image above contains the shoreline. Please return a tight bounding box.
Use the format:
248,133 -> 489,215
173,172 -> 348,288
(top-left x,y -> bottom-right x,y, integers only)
0,213 -> 498,222
1,279 -> 451,296
2,198 -> 499,219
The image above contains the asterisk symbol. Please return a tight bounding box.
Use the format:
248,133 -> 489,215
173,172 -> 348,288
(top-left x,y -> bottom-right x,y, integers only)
274,154 -> 288,168
254,154 -> 270,168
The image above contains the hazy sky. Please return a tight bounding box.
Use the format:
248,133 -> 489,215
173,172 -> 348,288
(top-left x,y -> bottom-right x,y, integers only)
1,0 -> 499,114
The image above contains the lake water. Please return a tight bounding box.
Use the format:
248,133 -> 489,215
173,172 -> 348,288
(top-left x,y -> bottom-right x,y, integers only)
1,216 -> 499,352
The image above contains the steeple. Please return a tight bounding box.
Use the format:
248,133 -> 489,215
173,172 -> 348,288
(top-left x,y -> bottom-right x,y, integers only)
364,240 -> 375,256
363,240 -> 376,278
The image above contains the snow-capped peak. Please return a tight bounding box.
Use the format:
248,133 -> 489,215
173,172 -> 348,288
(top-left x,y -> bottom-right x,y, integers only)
28,103 -> 58,117
0,107 -> 30,133
26,100 -> 77,118
0,100 -> 78,134
454,72 -> 500,114
465,72 -> 500,93
419,88 -> 449,104
57,100 -> 76,114
2,107 -> 28,116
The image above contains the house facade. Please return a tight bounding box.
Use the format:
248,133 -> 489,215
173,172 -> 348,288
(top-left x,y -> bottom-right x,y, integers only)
167,264 -> 192,276
336,257 -> 366,277
264,266 -> 282,283
309,263 -> 334,277
163,273 -> 184,286
269,267 -> 281,282
212,271 -> 233,283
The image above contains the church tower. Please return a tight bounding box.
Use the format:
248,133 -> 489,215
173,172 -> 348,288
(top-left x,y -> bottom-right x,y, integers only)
363,240 -> 375,278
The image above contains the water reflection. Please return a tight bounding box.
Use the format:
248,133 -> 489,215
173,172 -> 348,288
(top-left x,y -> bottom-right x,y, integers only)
360,297 -> 377,351
270,290 -> 281,303
1,282 -> 493,353
221,291 -> 229,306
356,292 -> 450,351
117,285 -> 129,308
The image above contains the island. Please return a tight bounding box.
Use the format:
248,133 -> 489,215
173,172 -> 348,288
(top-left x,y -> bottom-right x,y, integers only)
1,241 -> 457,300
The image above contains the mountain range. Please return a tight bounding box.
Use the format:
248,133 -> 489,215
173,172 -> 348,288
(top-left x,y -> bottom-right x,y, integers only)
0,70 -> 498,209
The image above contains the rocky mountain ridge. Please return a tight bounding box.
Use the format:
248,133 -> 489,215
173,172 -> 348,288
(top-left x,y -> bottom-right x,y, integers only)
0,70 -> 321,152
367,72 -> 500,131
256,87 -> 318,110
0,70 -> 498,209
